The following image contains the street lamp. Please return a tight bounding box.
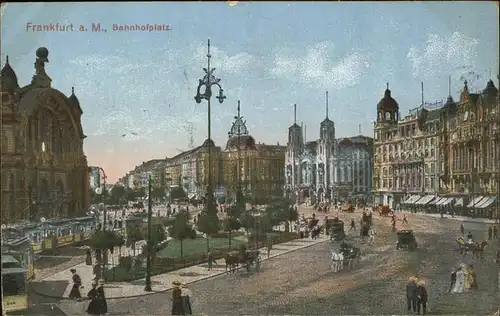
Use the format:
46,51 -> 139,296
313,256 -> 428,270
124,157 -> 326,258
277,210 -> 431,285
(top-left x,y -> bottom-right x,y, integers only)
144,175 -> 153,292
94,167 -> 108,230
194,39 -> 226,213
228,100 -> 245,206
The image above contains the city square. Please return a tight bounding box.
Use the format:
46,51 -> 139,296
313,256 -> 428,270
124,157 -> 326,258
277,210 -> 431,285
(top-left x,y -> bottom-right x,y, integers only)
1,2 -> 499,316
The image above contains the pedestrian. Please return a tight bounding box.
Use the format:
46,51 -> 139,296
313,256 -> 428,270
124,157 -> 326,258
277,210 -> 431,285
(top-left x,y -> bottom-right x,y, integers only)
460,223 -> 464,235
85,281 -> 99,315
406,276 -> 417,313
266,238 -> 273,258
488,226 -> 493,240
449,267 -> 457,293
207,250 -> 217,271
416,280 -> 428,315
94,279 -> 107,315
467,264 -> 478,290
69,269 -> 82,300
181,284 -> 193,315
402,214 -> 408,224
171,281 -> 185,315
493,226 -> 498,239
350,219 -> 356,230
86,249 -> 93,266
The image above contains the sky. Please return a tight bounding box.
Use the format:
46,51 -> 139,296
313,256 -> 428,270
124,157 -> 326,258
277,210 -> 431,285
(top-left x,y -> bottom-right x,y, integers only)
1,2 -> 498,182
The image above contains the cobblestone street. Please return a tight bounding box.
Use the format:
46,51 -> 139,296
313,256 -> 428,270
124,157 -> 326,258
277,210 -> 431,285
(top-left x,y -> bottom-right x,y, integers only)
40,212 -> 498,316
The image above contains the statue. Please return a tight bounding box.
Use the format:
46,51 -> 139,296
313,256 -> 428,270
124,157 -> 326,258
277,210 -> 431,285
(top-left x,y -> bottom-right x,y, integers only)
32,47 -> 52,88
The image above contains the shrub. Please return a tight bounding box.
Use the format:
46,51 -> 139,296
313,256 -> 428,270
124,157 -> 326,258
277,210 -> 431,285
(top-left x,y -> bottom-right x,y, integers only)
118,256 -> 133,271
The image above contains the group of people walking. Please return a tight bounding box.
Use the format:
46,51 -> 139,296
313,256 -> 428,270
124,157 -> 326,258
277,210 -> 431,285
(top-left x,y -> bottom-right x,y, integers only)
406,276 -> 428,315
68,269 -> 108,315
449,263 -> 477,293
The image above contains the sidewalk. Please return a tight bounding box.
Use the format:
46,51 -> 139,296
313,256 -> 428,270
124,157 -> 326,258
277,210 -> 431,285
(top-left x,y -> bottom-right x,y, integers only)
32,235 -> 330,300
399,210 -> 498,224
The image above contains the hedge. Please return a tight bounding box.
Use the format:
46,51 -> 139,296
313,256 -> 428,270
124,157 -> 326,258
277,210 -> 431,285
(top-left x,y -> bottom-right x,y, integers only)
104,230 -> 299,282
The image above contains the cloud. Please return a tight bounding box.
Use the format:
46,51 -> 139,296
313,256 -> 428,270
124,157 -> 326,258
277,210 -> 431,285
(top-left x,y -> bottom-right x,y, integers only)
191,44 -> 257,75
270,41 -> 370,89
407,32 -> 479,79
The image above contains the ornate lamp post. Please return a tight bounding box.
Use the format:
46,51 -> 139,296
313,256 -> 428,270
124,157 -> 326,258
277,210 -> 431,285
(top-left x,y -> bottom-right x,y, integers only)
228,100 -> 246,206
194,39 -> 226,212
94,167 -> 107,230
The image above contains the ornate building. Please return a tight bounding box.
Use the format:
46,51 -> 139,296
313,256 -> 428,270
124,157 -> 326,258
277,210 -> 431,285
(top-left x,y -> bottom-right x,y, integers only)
445,79 -> 499,207
285,92 -> 336,202
333,136 -> 374,202
373,78 -> 500,211
372,84 -> 443,208
1,48 -> 89,223
220,102 -> 286,203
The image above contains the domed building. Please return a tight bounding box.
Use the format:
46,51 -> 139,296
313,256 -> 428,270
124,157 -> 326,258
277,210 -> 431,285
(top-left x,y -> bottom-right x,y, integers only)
220,102 -> 285,204
1,48 -> 89,223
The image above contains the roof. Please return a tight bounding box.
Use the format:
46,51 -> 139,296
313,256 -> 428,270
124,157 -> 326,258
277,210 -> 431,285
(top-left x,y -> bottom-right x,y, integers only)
377,88 -> 399,111
1,56 -> 19,92
226,135 -> 256,151
256,144 -> 286,152
166,139 -> 217,165
132,159 -> 167,173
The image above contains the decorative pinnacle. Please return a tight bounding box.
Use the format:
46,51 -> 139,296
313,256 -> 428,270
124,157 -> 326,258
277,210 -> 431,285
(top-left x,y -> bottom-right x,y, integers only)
71,87 -> 75,94
5,55 -> 9,64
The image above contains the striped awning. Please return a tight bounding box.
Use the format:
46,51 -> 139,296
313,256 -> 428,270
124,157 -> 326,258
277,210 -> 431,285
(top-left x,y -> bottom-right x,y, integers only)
429,197 -> 444,205
466,196 -> 484,208
404,195 -> 421,204
438,197 -> 453,206
415,195 -> 436,205
477,197 -> 497,209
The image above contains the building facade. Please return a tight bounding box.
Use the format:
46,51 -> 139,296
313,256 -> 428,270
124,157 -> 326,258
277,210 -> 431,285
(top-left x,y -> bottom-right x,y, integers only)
126,159 -> 166,190
333,136 -> 374,202
373,78 -> 500,210
372,84 -> 443,208
285,93 -> 336,202
220,104 -> 286,203
445,80 -> 499,203
1,48 -> 89,223
88,167 -> 101,190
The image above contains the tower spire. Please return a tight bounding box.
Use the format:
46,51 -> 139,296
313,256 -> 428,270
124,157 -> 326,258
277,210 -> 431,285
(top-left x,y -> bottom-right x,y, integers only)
421,82 -> 424,106
448,76 -> 451,96
325,91 -> 329,119
294,103 -> 297,124
386,82 -> 389,90
237,100 -> 241,118
304,124 -> 307,143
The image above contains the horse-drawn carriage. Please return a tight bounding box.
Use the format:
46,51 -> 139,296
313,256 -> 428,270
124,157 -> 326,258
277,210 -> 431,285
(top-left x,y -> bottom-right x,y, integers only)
225,245 -> 262,274
327,219 -> 345,241
373,205 -> 393,217
396,230 -> 417,250
338,240 -> 361,268
341,204 -> 355,213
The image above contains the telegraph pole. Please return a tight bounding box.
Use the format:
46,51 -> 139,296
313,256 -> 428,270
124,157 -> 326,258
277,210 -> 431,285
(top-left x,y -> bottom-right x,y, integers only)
144,175 -> 153,292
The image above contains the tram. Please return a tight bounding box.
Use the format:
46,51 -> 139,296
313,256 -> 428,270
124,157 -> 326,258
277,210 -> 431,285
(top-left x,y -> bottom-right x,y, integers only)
2,255 -> 29,313
1,232 -> 35,281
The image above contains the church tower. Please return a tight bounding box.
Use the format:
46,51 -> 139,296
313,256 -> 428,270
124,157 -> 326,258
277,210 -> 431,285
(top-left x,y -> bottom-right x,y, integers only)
285,104 -> 303,190
317,91 -> 335,196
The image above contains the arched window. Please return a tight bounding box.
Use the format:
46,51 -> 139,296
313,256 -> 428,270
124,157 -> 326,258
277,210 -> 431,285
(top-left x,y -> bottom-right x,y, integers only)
385,112 -> 391,121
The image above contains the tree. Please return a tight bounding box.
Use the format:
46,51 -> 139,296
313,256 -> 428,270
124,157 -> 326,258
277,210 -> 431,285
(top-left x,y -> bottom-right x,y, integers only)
108,186 -> 125,205
88,230 -> 124,280
124,188 -> 135,202
151,187 -> 166,200
196,211 -> 220,252
126,226 -> 145,256
168,210 -> 196,260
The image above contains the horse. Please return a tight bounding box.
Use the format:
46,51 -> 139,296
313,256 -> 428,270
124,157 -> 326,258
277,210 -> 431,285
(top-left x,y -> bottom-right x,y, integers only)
368,228 -> 377,244
330,251 -> 341,273
456,237 -> 475,255
224,252 -> 240,274
343,248 -> 361,269
472,240 -> 488,260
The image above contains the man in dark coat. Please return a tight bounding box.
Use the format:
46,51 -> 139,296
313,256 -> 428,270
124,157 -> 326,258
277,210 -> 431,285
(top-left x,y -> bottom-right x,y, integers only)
406,276 -> 417,313
95,279 -> 107,315
449,267 -> 457,292
416,280 -> 428,315
493,226 -> 498,239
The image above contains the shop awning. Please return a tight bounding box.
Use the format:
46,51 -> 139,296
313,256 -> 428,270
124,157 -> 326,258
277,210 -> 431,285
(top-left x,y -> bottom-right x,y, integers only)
477,197 -> 497,209
466,196 -> 484,208
411,195 -> 424,204
404,195 -> 421,204
454,198 -> 464,207
428,197 -> 443,205
415,195 -> 436,205
437,197 -> 452,206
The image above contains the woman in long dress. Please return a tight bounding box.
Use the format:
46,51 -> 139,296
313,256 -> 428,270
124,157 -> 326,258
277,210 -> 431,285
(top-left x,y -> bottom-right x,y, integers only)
94,279 -> 107,315
171,281 -> 185,315
467,264 -> 478,290
181,285 -> 193,315
451,266 -> 467,293
69,269 -> 82,300
86,282 -> 99,315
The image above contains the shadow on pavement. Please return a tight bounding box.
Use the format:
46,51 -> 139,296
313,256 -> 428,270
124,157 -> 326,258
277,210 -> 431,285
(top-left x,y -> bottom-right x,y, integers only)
31,280 -> 69,300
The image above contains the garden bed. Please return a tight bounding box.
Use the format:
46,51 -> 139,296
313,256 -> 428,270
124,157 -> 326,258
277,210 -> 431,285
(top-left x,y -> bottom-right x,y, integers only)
104,231 -> 299,282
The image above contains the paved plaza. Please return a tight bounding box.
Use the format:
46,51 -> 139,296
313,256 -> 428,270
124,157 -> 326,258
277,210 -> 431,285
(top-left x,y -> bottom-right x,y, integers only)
28,209 -> 499,315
